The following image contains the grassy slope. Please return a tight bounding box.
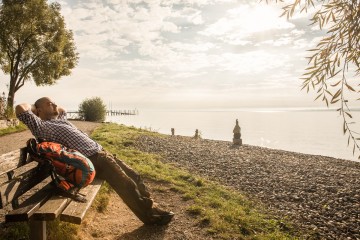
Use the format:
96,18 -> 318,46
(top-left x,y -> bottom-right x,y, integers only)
92,123 -> 299,240
0,123 -> 300,240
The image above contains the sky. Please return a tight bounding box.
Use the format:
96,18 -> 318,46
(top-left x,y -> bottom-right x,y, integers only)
0,0 -> 344,110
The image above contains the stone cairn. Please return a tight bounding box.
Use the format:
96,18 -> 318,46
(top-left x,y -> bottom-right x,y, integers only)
171,128 -> 175,136
194,129 -> 200,139
233,119 -> 242,146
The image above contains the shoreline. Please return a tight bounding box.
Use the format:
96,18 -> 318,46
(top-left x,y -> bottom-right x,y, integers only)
139,128 -> 359,163
134,133 -> 360,239
1,122 -> 359,238
109,108 -> 360,162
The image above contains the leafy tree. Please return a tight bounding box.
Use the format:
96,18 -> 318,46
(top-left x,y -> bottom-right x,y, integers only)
0,0 -> 78,110
78,97 -> 107,122
268,0 -> 360,157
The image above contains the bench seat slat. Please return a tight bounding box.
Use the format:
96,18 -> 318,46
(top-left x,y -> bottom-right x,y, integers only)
5,181 -> 53,222
32,195 -> 71,221
0,164 -> 50,208
60,178 -> 104,224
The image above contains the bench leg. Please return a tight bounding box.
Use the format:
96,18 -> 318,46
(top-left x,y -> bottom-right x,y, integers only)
29,219 -> 46,240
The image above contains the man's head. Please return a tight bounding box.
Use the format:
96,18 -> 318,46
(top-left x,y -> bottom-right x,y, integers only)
34,97 -> 59,120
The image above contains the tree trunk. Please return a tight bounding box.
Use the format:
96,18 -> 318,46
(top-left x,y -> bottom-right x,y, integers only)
7,93 -> 14,111
7,76 -> 16,115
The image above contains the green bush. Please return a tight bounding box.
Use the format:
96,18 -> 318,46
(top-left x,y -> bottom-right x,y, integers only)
78,97 -> 107,122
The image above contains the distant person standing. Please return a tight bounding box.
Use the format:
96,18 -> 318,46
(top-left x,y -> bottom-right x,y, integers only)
15,97 -> 174,225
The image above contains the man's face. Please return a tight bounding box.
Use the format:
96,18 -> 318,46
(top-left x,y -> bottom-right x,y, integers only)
37,98 -> 59,120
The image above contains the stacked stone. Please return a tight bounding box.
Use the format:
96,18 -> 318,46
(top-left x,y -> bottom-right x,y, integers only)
233,119 -> 242,146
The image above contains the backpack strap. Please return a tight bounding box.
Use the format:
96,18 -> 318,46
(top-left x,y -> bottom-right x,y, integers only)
49,166 -> 87,203
27,138 -> 40,157
53,187 -> 87,203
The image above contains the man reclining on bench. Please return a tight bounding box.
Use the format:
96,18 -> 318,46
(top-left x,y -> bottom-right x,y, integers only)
15,97 -> 174,225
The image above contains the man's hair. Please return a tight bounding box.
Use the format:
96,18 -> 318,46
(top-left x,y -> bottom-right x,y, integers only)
34,97 -> 50,108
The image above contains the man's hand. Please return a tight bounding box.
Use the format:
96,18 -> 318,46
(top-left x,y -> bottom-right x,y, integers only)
15,103 -> 38,116
58,106 -> 66,115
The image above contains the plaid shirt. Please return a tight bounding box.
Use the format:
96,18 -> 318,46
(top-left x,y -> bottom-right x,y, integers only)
17,110 -> 102,157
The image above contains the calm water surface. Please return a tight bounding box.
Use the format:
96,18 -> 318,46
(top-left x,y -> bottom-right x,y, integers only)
107,109 -> 360,162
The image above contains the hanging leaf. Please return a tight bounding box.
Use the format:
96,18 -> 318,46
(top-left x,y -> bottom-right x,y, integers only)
345,83 -> 355,92
315,93 -> 323,101
345,112 -> 353,118
353,144 -> 355,155
331,80 -> 341,87
331,11 -> 336,22
332,89 -> 341,100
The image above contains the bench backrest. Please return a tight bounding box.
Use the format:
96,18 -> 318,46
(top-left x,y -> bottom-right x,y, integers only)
0,148 -> 51,209
0,148 -> 27,178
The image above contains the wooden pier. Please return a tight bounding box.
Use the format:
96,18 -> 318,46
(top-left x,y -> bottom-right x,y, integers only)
67,110 -> 138,119
105,110 -> 138,116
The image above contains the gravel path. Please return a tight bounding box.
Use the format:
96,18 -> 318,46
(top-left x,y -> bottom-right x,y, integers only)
134,135 -> 360,240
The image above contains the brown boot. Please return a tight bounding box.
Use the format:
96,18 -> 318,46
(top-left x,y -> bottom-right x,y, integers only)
145,207 -> 174,225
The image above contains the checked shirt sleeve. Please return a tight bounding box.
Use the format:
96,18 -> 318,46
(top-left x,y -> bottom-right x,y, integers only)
16,110 -> 43,137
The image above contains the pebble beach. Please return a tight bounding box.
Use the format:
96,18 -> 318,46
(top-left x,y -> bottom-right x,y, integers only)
1,122 -> 359,239
134,134 -> 360,239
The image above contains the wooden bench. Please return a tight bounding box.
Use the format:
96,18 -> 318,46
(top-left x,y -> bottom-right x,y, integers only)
0,148 -> 104,240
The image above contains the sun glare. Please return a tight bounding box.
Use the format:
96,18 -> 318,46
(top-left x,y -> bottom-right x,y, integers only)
201,3 -> 293,43
230,4 -> 291,33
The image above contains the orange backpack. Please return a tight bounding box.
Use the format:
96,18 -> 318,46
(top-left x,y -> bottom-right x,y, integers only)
27,138 -> 96,201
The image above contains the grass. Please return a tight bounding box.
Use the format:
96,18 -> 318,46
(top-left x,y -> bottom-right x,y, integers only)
92,181 -> 113,213
47,220 -> 78,240
0,122 -> 299,239
0,122 -> 28,136
91,123 -> 299,240
0,222 -> 29,240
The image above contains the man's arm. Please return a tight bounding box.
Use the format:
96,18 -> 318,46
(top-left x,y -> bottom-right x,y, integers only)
15,103 -> 37,116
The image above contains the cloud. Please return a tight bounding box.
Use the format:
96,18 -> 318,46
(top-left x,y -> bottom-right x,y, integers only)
218,51 -> 290,75
200,3 -> 294,45
169,42 -> 215,52
60,0 -> 184,60
10,0 -> 322,110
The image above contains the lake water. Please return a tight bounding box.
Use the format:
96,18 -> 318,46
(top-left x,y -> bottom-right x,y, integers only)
106,108 -> 360,162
